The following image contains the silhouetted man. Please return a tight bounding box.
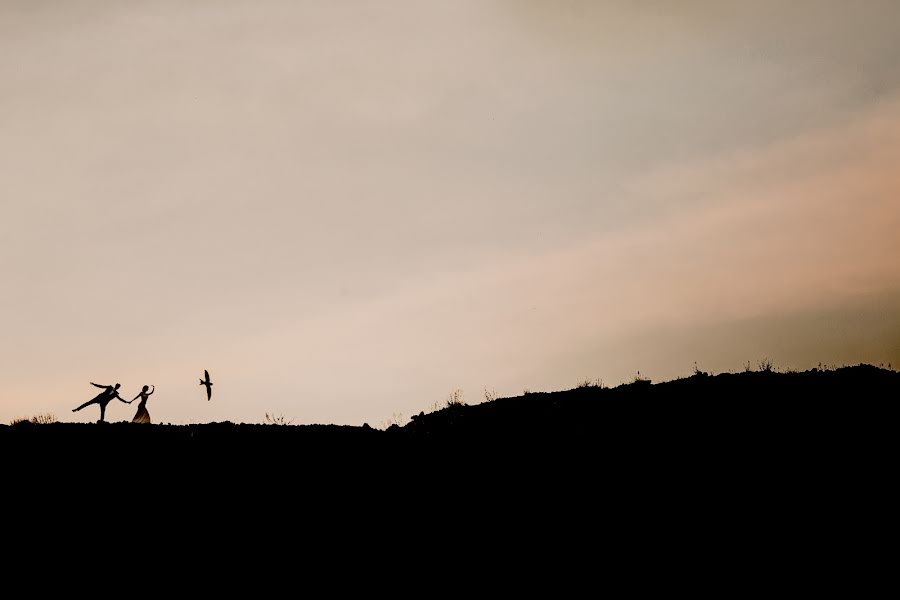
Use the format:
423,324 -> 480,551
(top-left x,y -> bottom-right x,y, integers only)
72,382 -> 130,423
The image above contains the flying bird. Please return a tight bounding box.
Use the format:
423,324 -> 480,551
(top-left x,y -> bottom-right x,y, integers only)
200,369 -> 213,401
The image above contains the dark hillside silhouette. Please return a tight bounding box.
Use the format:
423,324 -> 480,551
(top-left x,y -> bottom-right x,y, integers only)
7,365 -> 895,540
11,365 -> 897,464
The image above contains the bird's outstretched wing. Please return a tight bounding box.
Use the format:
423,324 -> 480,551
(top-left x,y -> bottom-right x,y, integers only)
206,384 -> 212,401
204,369 -> 210,382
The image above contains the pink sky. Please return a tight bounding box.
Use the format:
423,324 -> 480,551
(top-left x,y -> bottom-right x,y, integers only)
2,1 -> 899,425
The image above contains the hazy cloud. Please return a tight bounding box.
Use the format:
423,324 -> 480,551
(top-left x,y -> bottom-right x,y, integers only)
1,1 -> 898,423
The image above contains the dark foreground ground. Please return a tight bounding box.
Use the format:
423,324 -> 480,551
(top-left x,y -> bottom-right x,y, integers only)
5,365 -> 895,469
4,365 -> 895,570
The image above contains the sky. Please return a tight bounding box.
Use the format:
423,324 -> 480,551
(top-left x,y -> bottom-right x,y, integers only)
2,0 -> 899,425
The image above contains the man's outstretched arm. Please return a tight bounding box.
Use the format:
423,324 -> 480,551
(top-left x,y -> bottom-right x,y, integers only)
90,382 -> 107,389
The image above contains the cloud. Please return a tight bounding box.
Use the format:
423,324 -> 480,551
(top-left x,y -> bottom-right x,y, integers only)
191,96 -> 900,424
1,2 -> 898,423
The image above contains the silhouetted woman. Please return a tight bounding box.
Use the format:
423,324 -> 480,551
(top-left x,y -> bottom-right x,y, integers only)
130,385 -> 154,424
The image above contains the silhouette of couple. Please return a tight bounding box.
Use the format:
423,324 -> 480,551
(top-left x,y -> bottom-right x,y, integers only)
72,382 -> 154,423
